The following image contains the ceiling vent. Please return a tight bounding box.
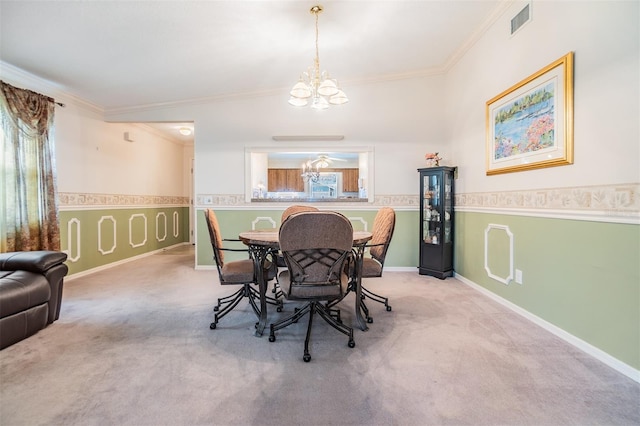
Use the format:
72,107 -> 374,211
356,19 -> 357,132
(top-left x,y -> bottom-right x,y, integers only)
511,2 -> 531,35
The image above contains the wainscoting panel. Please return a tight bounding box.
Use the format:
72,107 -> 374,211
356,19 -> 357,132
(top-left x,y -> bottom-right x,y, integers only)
59,207 -> 189,275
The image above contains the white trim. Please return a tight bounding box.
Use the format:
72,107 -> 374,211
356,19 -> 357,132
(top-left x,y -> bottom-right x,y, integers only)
455,273 -> 640,384
129,213 -> 148,248
251,216 -> 277,230
348,217 -> 368,231
456,206 -> 640,225
156,212 -> 167,242
484,224 -> 514,285
60,203 -> 186,211
97,216 -> 117,255
66,218 -> 81,262
173,211 -> 180,238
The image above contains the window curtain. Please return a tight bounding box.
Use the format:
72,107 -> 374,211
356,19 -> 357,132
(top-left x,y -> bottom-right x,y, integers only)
0,81 -> 60,252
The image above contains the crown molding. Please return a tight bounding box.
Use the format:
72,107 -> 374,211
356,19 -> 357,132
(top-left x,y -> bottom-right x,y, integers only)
0,61 -> 104,115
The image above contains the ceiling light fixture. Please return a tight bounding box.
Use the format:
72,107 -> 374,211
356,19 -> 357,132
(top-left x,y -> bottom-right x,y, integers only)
289,5 -> 348,110
179,127 -> 192,136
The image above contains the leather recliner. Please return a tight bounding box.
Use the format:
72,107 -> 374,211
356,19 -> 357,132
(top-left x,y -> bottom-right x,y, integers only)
0,251 -> 68,349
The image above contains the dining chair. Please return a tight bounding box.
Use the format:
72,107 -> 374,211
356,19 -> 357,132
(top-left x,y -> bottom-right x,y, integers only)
331,207 -> 396,323
359,207 -> 396,319
203,209 -> 281,330
269,211 -> 355,362
276,205 -> 319,268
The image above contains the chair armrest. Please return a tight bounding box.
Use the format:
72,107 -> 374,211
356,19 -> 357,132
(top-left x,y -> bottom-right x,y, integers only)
363,242 -> 385,249
0,251 -> 67,274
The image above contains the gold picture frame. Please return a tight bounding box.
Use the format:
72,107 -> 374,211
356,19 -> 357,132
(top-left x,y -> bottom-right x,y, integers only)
486,52 -> 574,175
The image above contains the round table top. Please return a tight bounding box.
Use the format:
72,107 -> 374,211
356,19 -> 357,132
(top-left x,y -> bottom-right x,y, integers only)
239,229 -> 372,247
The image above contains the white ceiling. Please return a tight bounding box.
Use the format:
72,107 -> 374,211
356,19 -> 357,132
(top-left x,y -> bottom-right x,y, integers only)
0,0 -> 507,142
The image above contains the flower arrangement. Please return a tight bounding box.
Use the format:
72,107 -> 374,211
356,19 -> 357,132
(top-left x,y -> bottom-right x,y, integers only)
424,152 -> 441,167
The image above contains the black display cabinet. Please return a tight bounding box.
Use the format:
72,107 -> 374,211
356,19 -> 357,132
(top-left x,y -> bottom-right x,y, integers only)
418,166 -> 456,279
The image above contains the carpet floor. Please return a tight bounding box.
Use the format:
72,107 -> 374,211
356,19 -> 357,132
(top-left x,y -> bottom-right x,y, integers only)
1,245 -> 638,425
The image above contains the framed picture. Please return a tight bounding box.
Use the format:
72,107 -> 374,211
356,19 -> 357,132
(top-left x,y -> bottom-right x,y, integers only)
486,52 -> 574,175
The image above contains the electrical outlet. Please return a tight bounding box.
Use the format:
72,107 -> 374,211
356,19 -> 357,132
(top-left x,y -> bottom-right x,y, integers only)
515,269 -> 523,284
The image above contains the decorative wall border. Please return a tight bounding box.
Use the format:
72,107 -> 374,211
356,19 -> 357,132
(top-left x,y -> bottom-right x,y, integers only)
456,183 -> 638,212
456,183 -> 639,224
59,192 -> 189,209
193,183 -> 639,223
196,194 -> 419,210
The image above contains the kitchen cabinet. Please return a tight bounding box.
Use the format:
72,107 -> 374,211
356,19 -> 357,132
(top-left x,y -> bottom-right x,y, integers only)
267,169 -> 304,192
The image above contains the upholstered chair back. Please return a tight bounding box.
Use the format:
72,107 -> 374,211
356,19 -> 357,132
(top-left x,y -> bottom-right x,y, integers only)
281,205 -> 319,223
204,208 -> 225,266
279,211 -> 353,287
368,207 -> 396,264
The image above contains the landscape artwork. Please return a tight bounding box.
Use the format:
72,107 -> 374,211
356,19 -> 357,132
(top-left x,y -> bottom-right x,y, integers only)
493,82 -> 555,161
485,52 -> 574,175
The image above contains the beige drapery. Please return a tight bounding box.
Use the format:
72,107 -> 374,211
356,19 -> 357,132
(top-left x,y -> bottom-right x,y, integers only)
0,81 -> 60,252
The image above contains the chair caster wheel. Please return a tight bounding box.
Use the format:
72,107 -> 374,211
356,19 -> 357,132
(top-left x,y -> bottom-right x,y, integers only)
213,306 -> 219,312
269,335 -> 276,342
348,339 -> 355,348
277,306 -> 283,312
386,306 -> 392,312
367,317 -> 373,324
303,354 -> 311,362
210,323 -> 216,329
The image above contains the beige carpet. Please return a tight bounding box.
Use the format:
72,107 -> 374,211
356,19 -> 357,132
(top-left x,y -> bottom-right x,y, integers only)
1,245 -> 638,425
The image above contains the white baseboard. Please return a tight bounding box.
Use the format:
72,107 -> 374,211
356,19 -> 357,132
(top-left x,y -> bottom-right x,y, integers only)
455,273 -> 640,384
65,243 -> 190,281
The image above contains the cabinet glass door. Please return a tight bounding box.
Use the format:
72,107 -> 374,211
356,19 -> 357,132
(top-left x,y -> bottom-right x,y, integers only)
444,172 -> 452,244
422,174 -> 441,245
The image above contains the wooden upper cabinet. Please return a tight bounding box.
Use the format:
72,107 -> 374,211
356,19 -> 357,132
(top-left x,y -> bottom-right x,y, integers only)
268,168 -> 358,193
267,169 -> 304,192
342,169 -> 359,192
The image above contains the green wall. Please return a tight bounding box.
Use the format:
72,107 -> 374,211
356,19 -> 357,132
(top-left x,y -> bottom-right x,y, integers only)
455,211 -> 640,371
196,208 -> 419,268
60,207 -> 190,275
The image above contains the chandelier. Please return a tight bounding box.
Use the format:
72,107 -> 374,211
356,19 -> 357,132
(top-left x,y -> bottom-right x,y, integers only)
301,160 -> 320,182
289,5 -> 348,110
301,156 -> 332,182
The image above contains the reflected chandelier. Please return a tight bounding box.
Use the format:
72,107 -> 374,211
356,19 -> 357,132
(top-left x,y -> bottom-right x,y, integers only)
289,5 -> 348,110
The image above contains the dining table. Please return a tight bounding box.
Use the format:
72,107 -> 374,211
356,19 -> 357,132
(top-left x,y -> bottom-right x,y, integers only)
238,229 -> 373,337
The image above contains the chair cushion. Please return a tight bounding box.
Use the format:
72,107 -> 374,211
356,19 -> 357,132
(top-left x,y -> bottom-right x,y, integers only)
220,259 -> 276,284
220,259 -> 255,284
362,257 -> 383,278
